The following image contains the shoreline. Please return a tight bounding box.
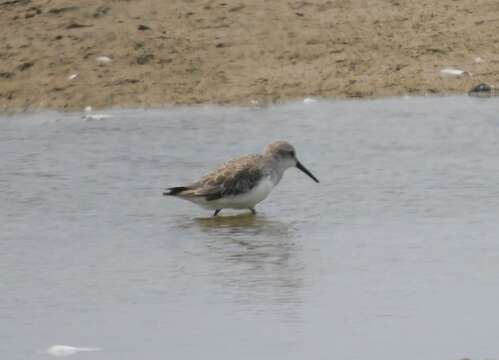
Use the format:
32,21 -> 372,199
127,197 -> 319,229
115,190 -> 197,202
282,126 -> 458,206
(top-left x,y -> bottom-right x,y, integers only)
1,93 -> 490,116
1,0 -> 498,112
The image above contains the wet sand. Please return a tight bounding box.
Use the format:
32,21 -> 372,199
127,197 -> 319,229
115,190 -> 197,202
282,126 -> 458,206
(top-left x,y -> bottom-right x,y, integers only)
1,0 -> 498,111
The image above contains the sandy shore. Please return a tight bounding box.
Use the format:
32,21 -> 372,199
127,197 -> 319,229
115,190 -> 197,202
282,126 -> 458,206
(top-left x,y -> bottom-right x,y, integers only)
1,0 -> 498,111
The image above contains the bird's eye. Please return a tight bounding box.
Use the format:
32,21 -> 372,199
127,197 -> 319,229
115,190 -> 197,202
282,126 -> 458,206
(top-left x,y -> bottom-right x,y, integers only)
289,151 -> 295,157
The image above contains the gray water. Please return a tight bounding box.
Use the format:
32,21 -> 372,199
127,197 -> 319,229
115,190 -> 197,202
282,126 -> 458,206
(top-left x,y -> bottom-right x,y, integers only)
2,96 -> 499,360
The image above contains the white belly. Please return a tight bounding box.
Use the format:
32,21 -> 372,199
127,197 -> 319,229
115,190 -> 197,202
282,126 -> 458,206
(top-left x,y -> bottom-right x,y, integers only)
188,177 -> 275,210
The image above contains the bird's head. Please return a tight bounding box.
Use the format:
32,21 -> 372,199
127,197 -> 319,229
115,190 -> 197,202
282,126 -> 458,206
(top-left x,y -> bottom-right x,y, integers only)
264,141 -> 319,183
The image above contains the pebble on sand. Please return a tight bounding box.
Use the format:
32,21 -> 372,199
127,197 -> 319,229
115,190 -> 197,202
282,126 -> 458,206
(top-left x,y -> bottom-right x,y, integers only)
468,82 -> 497,97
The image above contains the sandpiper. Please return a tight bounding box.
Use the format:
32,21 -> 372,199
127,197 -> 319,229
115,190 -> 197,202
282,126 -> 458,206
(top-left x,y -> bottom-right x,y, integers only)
163,141 -> 319,216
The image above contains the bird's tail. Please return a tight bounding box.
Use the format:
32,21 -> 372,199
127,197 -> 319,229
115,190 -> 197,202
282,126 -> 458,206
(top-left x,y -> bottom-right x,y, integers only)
163,186 -> 189,196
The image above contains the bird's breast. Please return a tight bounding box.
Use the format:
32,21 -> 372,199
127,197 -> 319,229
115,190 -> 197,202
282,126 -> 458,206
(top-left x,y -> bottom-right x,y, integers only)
217,176 -> 275,209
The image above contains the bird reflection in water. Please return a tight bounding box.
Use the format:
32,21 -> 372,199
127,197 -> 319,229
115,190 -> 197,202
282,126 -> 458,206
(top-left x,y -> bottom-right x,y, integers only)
193,213 -> 304,320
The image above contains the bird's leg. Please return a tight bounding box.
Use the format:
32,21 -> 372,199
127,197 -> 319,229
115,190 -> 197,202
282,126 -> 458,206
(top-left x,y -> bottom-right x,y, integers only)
213,209 -> 221,217
250,208 -> 256,215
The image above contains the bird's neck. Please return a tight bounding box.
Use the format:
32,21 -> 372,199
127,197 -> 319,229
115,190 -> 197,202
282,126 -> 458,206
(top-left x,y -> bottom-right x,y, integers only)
263,154 -> 288,185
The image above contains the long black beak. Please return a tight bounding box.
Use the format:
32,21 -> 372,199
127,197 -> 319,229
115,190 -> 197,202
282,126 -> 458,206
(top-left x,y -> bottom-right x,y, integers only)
296,160 -> 319,183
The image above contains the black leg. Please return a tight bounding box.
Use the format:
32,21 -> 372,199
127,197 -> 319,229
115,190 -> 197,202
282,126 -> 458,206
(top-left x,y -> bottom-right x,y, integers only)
213,209 -> 221,217
250,208 -> 256,215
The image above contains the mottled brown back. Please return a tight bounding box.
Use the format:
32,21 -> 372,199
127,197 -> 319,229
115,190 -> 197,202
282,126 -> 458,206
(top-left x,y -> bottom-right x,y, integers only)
195,155 -> 264,200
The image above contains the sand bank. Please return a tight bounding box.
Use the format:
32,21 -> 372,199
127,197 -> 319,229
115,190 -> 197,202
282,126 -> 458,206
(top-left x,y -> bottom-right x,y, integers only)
1,0 -> 498,111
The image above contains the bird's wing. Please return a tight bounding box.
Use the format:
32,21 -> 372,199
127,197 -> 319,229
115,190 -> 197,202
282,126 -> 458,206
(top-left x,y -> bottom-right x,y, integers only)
190,155 -> 264,201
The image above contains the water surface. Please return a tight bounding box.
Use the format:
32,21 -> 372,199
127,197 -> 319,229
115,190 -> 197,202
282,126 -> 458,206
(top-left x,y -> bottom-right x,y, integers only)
2,96 -> 499,360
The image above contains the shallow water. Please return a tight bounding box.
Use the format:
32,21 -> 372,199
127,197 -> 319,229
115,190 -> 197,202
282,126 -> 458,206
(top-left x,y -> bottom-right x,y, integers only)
2,96 -> 499,360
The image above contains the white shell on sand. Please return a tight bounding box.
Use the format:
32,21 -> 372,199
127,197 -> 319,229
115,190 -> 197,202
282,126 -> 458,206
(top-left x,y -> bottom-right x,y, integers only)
95,56 -> 112,63
440,68 -> 470,77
